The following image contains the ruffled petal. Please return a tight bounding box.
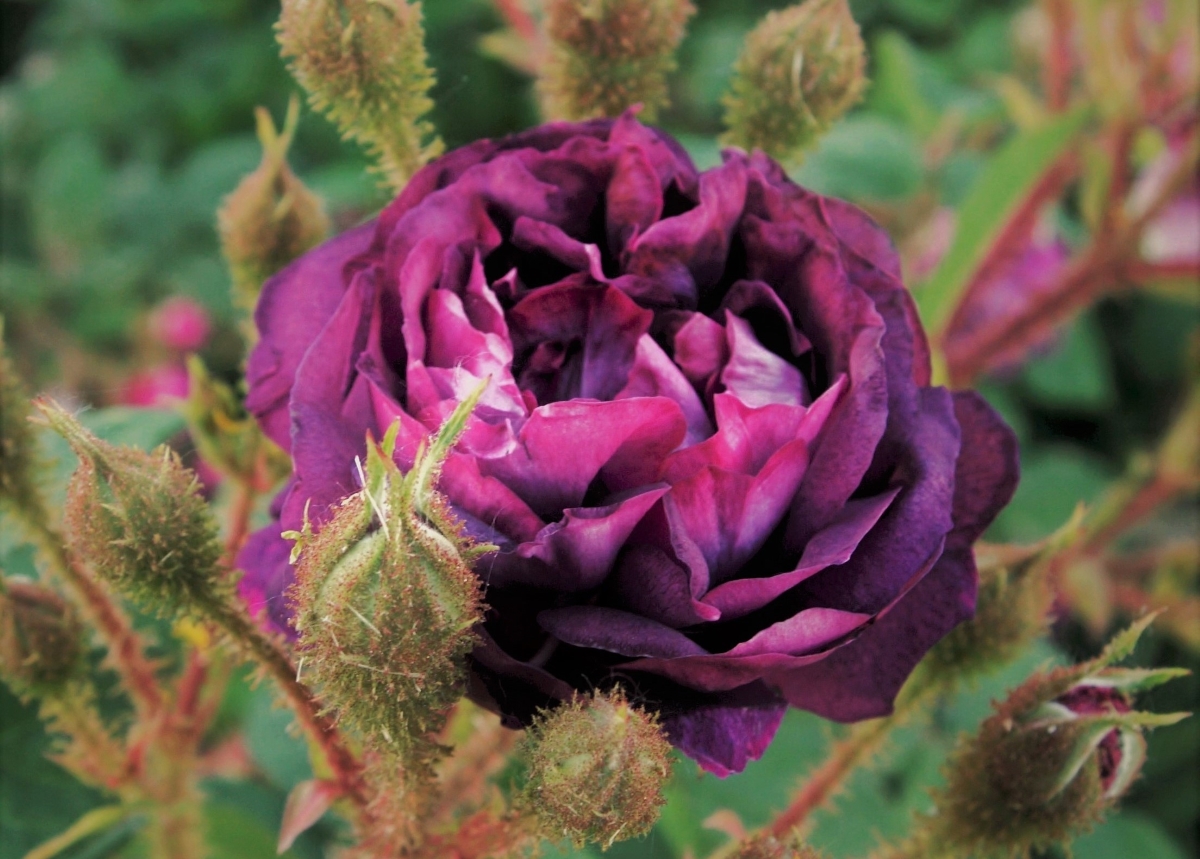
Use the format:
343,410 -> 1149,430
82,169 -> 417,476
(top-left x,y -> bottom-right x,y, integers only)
538,605 -> 708,659
658,685 -> 787,777
721,313 -> 810,408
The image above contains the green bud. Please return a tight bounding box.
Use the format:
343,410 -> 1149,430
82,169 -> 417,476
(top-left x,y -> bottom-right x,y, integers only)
729,835 -> 826,859
722,0 -> 867,164
0,321 -> 45,521
38,401 -> 227,618
181,356 -> 291,487
539,0 -> 695,121
521,689 -> 673,850
277,0 -> 441,191
0,578 -> 83,695
218,97 -> 331,313
289,388 -> 490,765
925,617 -> 1190,859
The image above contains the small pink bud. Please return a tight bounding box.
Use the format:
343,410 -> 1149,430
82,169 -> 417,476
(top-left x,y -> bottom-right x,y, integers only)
148,297 -> 211,353
120,364 -> 190,408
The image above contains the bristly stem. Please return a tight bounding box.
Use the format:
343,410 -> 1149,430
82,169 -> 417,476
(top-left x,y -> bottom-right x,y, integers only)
19,514 -> 164,719
205,600 -> 370,817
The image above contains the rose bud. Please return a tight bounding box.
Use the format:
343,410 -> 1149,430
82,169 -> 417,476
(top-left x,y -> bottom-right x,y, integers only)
0,324 -> 44,521
288,389 -> 489,764
218,96 -> 330,311
520,689 -> 672,849
928,617 -> 1190,858
148,297 -> 211,353
237,113 -> 1019,778
0,578 -> 83,695
38,401 -> 227,618
722,0 -> 867,164
540,0 -> 695,121
276,0 -> 441,190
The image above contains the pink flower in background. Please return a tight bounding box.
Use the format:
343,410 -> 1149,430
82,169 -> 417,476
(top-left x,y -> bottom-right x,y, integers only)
148,297 -> 212,353
120,364 -> 190,408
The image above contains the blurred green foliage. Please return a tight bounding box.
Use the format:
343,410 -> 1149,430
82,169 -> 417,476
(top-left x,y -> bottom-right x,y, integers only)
0,0 -> 1196,857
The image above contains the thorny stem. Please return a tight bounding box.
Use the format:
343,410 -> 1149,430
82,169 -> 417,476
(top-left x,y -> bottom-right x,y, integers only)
948,129 -> 1199,385
1042,0 -> 1074,112
44,685 -> 129,790
207,601 -> 370,817
430,707 -> 519,825
765,677 -> 938,842
18,513 -> 164,719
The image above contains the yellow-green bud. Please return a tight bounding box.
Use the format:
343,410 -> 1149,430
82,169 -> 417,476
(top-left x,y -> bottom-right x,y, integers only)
218,97 -> 331,313
0,578 -> 83,695
521,689 -> 673,850
277,0 -> 441,191
288,388 -> 490,765
925,617 -> 1190,859
729,835 -> 826,859
0,321 -> 45,521
38,401 -> 227,618
539,0 -> 695,121
722,0 -> 867,164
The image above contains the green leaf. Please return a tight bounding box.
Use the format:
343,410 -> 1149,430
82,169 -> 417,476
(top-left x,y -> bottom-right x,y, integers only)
792,116 -> 924,202
988,445 -> 1115,543
915,106 -> 1091,338
1022,313 -> 1117,411
1071,813 -> 1188,859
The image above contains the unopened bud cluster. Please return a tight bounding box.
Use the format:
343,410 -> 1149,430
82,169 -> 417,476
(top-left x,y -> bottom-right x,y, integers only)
218,98 -> 330,312
520,688 -> 673,850
540,0 -> 695,121
277,0 -> 441,189
923,617 -> 1189,858
722,0 -> 866,163
0,579 -> 83,696
289,391 -> 489,766
40,402 -> 227,618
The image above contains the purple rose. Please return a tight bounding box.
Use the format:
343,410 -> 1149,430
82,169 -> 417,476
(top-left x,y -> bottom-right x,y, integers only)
239,113 -> 1018,776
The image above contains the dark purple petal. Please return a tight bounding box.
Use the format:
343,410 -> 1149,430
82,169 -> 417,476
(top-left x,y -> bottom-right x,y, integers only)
236,524 -> 296,638
721,314 -> 810,408
609,543 -> 720,628
948,391 -> 1020,546
659,685 -> 787,777
245,221 -> 376,451
538,606 -> 708,659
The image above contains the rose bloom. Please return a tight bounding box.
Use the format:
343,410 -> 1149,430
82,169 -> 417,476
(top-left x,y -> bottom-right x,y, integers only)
239,114 -> 1018,775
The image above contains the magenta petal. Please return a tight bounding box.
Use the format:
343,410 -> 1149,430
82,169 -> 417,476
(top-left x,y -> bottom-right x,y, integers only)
659,687 -> 787,777
511,216 -> 606,280
722,313 -> 810,407
615,334 -> 714,443
701,488 -> 900,619
727,607 -> 871,657
477,397 -> 686,517
425,288 -> 513,375
672,312 -> 729,388
538,606 -> 708,659
607,145 -> 664,253
482,486 -> 667,592
245,221 -> 376,451
664,451 -> 809,584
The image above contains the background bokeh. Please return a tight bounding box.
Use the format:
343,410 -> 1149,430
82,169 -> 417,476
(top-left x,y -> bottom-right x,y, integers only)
1,0 -> 1196,857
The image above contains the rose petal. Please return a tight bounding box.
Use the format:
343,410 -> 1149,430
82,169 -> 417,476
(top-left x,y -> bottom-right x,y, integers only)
721,313 -> 810,408
538,605 -> 708,659
615,334 -> 714,443
658,685 -> 787,777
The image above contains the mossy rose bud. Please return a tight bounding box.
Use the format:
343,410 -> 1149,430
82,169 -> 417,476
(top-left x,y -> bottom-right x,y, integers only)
288,390 -> 489,762
521,689 -> 672,850
927,618 -> 1189,858
722,0 -> 867,163
0,579 -> 83,694
39,401 -> 226,618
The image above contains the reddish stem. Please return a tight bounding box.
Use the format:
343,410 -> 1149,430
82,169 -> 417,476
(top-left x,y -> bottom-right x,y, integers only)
1043,0 -> 1074,112
492,0 -> 538,43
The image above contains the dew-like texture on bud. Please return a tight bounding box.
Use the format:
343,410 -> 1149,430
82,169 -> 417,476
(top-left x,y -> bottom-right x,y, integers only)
0,580 -> 83,694
218,99 -> 330,312
522,689 -> 672,849
277,0 -> 441,189
289,406 -> 487,765
540,0 -> 695,121
42,404 -> 226,618
0,329 -> 43,519
722,0 -> 866,164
